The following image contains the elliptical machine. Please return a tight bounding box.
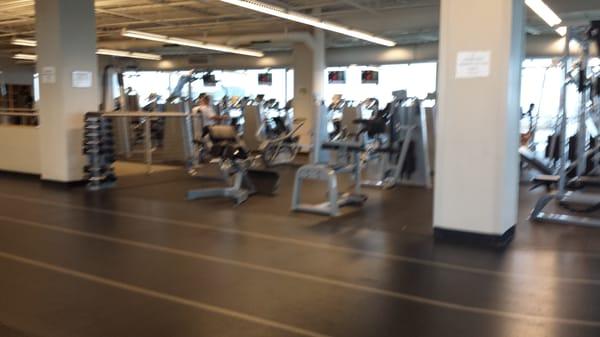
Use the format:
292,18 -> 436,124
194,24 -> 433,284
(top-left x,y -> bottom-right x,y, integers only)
187,125 -> 280,205
242,97 -> 304,167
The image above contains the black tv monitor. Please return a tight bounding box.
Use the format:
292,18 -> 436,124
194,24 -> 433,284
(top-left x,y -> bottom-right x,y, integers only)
203,74 -> 217,86
258,73 -> 272,86
361,70 -> 379,84
328,71 -> 346,84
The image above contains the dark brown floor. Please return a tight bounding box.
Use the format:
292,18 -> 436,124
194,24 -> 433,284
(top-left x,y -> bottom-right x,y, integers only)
0,165 -> 599,337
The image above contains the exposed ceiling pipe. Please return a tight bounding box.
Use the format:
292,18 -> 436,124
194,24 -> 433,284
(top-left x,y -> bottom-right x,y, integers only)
226,32 -> 316,50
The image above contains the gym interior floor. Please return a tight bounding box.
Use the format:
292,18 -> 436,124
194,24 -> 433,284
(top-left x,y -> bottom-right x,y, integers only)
0,162 -> 599,337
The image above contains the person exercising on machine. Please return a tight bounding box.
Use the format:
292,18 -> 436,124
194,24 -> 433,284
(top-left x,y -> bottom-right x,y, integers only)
193,94 -> 229,136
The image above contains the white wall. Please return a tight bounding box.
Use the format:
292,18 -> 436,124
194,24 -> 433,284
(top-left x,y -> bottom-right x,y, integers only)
0,126 -> 41,174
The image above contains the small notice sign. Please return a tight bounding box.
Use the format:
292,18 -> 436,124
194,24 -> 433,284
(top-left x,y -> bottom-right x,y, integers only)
72,71 -> 93,88
456,51 -> 491,79
41,66 -> 56,84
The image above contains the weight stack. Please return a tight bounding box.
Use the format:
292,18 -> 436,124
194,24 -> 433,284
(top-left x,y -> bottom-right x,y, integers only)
83,112 -> 117,190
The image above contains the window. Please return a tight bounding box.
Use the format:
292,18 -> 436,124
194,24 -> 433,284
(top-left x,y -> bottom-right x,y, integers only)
123,68 -> 292,107
520,57 -> 597,147
323,63 -> 437,106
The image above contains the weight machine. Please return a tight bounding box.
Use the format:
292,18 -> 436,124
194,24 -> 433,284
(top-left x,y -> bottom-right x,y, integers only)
291,104 -> 367,216
186,125 -> 279,205
361,91 -> 433,189
242,97 -> 304,167
531,21 -> 600,227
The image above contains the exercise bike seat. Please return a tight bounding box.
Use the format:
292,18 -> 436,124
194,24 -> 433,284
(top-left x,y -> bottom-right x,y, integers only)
322,141 -> 364,152
208,125 -> 238,143
352,119 -> 371,125
353,118 -> 386,136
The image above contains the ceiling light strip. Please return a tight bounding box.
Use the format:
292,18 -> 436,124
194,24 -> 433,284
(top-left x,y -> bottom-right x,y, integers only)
218,0 -> 396,47
121,29 -> 264,57
13,53 -> 37,61
96,48 -> 162,61
11,38 -> 37,47
525,0 -> 563,36
12,50 -> 161,62
555,26 -> 567,37
10,39 -> 162,61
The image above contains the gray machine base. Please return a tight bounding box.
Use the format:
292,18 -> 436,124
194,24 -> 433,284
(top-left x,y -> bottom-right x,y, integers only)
187,171 -> 252,205
291,164 -> 366,217
187,187 -> 250,205
531,194 -> 600,228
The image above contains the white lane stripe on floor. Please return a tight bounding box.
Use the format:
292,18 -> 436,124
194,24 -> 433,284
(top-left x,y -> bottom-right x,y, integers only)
1,215 -> 600,328
0,192 -> 598,287
0,251 -> 331,337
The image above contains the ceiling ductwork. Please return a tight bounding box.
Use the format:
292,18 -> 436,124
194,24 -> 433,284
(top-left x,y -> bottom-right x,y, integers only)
226,32 -> 316,50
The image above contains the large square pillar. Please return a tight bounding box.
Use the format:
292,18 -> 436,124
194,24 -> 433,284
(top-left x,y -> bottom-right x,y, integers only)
293,29 -> 325,152
433,0 -> 525,243
35,0 -> 99,182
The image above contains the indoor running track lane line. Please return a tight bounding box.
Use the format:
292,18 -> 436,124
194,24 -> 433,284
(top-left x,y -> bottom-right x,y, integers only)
0,192 -> 599,287
0,251 -> 331,337
1,215 -> 600,328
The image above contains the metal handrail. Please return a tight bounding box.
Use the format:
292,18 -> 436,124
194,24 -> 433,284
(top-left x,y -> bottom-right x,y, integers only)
102,111 -> 189,118
0,108 -> 37,112
0,109 -> 38,117
99,111 -> 197,174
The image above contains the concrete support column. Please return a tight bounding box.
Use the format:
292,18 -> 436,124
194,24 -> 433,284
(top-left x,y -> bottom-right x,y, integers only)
35,0 -> 99,182
433,0 -> 525,243
293,29 -> 326,152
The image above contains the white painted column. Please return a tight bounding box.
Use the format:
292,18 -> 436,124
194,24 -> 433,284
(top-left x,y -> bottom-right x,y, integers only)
293,29 -> 326,153
433,0 -> 525,240
35,0 -> 99,182
312,29 -> 326,103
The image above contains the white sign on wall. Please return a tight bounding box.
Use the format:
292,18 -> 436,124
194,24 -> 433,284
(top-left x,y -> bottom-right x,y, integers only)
72,71 -> 93,88
456,51 -> 491,79
41,66 -> 56,84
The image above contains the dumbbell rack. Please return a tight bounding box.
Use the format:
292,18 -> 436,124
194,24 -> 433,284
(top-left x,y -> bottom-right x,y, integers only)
83,112 -> 117,190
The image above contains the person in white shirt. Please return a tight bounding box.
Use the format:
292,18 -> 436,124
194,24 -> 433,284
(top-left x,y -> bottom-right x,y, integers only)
193,94 -> 216,126
192,94 -> 228,138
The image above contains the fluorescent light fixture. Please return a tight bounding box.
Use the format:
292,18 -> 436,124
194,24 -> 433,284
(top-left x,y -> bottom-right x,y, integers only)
11,38 -> 161,60
525,0 -> 562,28
218,0 -> 396,47
13,53 -> 37,61
555,26 -> 567,37
11,38 -> 37,47
96,48 -> 162,61
121,29 -> 265,57
12,49 -> 161,62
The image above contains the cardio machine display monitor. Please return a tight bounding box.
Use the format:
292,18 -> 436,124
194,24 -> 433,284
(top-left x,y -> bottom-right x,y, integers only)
328,71 -> 346,84
361,70 -> 379,84
258,73 -> 272,86
203,74 -> 217,87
